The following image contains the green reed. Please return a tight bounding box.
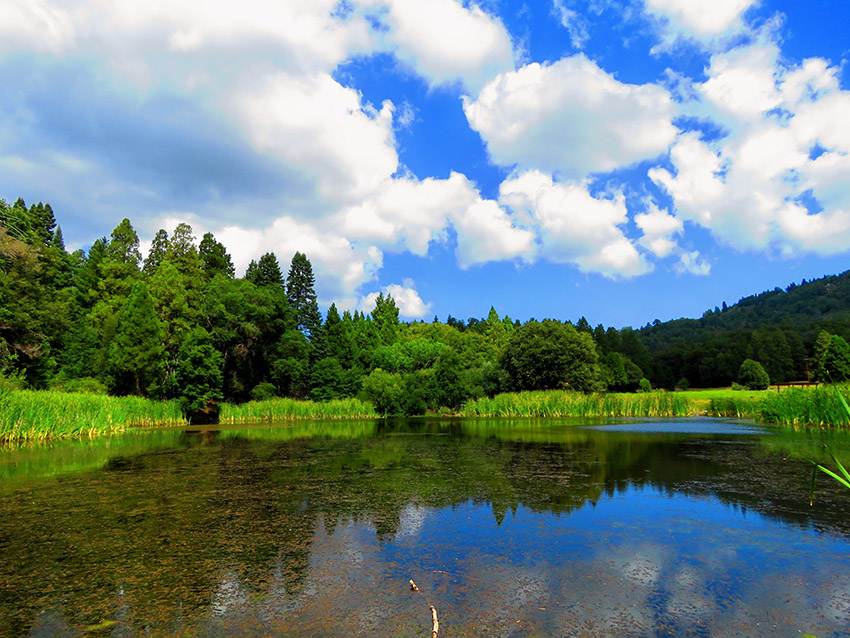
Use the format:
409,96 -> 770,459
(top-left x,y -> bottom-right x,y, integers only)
0,390 -> 186,442
218,397 -> 377,423
757,385 -> 850,428
460,390 -> 693,418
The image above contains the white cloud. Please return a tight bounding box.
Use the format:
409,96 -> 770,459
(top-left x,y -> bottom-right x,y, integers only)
645,0 -> 757,46
360,279 -> 433,318
213,217 -> 384,303
552,0 -> 590,49
651,41 -> 850,257
634,203 -> 683,258
234,72 -> 398,205
675,251 -> 711,276
699,44 -> 781,122
0,0 -> 74,54
499,170 -> 650,278
463,56 -> 677,178
452,198 -> 536,268
370,0 -> 515,92
336,172 -> 476,255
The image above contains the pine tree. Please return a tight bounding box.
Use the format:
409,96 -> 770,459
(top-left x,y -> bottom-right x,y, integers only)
165,223 -> 202,279
199,232 -> 235,279
246,252 -> 284,288
98,218 -> 142,302
143,229 -> 169,276
285,252 -> 321,337
106,281 -> 165,396
371,292 -> 399,346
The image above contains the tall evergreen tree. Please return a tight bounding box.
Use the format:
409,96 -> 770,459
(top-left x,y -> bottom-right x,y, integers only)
106,280 -> 165,396
143,229 -> 169,276
199,232 -> 235,279
285,252 -> 321,337
165,223 -> 202,278
371,292 -> 399,346
98,218 -> 142,303
246,252 -> 284,288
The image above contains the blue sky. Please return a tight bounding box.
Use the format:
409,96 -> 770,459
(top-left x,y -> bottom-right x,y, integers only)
2,0 -> 850,328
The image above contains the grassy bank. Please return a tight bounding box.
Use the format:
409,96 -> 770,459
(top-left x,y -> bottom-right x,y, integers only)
4,385 -> 849,444
461,386 -> 850,429
0,390 -> 187,442
218,397 -> 377,423
460,390 -> 693,418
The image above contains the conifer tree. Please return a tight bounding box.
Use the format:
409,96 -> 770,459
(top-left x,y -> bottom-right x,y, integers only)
106,280 -> 165,396
144,229 -> 169,276
198,232 -> 235,279
165,223 -> 202,278
285,252 -> 321,337
246,252 -> 284,287
371,292 -> 399,346
98,218 -> 142,303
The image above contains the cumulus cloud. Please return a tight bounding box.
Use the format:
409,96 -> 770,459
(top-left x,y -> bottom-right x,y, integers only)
335,172 -> 477,255
368,0 -> 515,92
360,279 -> 433,318
645,0 -> 758,47
234,71 -> 398,205
463,55 -> 677,178
452,198 -> 536,268
651,40 -> 850,257
634,203 -> 683,258
499,170 -> 650,278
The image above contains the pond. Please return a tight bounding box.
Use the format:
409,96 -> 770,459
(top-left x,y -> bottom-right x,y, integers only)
1,418 -> 849,637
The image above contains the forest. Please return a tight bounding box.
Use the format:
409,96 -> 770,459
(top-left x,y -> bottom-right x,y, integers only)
3,196 -> 850,419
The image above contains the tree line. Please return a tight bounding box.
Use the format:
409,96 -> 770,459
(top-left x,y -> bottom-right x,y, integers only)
2,197 -> 850,418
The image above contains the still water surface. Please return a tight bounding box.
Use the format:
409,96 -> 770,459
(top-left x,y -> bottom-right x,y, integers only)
1,418 -> 849,637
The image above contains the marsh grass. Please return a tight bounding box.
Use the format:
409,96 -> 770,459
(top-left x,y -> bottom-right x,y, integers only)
0,390 -> 186,442
219,397 -> 377,423
757,385 -> 850,428
460,390 -> 692,418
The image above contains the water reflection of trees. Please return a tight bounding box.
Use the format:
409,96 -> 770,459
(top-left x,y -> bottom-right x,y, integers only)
1,420 -> 848,636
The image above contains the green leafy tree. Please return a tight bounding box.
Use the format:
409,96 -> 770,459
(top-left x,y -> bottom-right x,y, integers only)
361,368 -> 405,415
819,335 -> 850,382
310,357 -> 347,401
286,252 -> 321,337
106,281 -> 165,396
174,327 -> 224,422
500,320 -> 601,392
204,275 -> 291,401
271,329 -> 312,398
738,359 -> 770,390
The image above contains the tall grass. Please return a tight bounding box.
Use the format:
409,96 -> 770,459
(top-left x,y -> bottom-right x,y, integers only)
0,390 -> 186,442
757,385 -> 850,428
219,397 -> 377,423
460,390 -> 692,418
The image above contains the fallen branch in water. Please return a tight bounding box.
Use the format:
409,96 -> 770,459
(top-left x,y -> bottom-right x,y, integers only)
430,604 -> 439,638
409,579 -> 439,637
